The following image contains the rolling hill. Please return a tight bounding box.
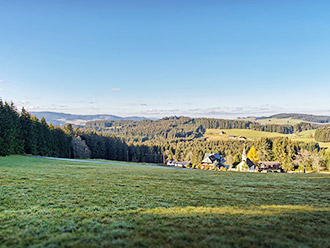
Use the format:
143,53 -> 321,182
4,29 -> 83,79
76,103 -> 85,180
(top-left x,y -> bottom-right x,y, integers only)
204,128 -> 330,149
256,113 -> 330,124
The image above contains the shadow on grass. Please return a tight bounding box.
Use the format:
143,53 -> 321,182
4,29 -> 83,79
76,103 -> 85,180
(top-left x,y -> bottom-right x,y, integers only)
1,205 -> 329,247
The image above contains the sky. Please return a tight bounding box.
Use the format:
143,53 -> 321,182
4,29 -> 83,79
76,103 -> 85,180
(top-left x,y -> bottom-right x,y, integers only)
1,0 -> 330,119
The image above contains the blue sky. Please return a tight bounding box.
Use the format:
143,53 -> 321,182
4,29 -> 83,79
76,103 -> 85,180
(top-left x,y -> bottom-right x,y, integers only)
1,0 -> 330,118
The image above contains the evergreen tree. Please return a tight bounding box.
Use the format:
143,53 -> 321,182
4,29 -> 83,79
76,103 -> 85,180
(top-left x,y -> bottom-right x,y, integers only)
257,138 -> 273,161
0,101 -> 23,155
19,108 -> 38,154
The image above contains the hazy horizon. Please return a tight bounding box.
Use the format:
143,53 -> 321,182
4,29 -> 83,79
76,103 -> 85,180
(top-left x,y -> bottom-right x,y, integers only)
1,1 -> 330,118
27,110 -> 330,121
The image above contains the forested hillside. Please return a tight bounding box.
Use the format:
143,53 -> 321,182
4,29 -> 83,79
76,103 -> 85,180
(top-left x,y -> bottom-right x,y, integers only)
84,117 -> 205,142
1,100 -> 330,171
83,116 -> 310,142
0,100 -> 162,163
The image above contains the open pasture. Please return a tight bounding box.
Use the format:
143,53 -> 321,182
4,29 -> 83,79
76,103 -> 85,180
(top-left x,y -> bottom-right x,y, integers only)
205,128 -> 288,141
256,118 -> 305,125
1,156 -> 330,247
205,128 -> 330,150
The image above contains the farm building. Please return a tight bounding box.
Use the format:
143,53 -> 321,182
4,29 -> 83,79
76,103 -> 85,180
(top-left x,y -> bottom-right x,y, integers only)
258,161 -> 283,172
219,131 -> 226,135
238,136 -> 247,140
166,161 -> 190,168
228,135 -> 236,139
235,148 -> 283,172
200,153 -> 226,170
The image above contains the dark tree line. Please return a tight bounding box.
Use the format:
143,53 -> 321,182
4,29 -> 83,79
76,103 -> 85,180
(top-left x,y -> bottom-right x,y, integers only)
76,131 -> 163,163
0,100 -> 162,163
194,118 -> 295,134
293,122 -> 313,132
0,100 -> 70,157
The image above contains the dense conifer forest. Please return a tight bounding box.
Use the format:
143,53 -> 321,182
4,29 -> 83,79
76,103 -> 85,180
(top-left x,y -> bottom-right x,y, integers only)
84,117 -> 316,142
1,100 -> 330,171
0,101 -> 69,157
0,100 -> 162,163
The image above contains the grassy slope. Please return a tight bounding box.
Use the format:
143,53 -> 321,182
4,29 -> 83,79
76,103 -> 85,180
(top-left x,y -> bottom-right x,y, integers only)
256,118 -> 305,125
1,156 -> 330,247
246,117 -> 325,125
205,129 -> 288,141
205,129 -> 330,149
292,130 -> 330,150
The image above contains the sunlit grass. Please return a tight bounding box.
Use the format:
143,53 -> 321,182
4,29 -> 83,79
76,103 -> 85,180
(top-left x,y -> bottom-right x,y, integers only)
205,128 -> 288,141
205,128 -> 330,149
257,118 -> 305,125
141,205 -> 330,216
1,156 -> 329,247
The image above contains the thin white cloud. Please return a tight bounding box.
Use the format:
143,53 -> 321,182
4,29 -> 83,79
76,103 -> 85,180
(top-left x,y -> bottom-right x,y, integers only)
27,106 -> 41,110
111,88 -> 121,92
137,105 -> 285,118
47,105 -> 69,111
194,105 -> 283,116
0,80 -> 4,83
0,88 -> 3,91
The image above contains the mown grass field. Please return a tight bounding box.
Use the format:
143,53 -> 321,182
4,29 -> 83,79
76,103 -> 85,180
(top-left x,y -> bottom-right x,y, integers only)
1,156 -> 330,247
244,117 -> 324,125
205,129 -> 330,150
205,129 -> 288,141
256,118 -> 305,125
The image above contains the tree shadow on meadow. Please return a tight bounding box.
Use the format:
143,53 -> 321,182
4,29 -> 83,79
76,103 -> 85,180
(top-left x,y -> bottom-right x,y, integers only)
2,204 -> 329,248
116,204 -> 330,248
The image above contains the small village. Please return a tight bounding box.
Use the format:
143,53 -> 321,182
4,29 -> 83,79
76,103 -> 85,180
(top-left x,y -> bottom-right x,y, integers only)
167,147 -> 283,173
166,130 -> 283,172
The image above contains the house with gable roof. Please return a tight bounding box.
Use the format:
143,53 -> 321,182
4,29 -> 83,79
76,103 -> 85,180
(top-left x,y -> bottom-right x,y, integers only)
200,153 -> 226,170
258,161 -> 283,172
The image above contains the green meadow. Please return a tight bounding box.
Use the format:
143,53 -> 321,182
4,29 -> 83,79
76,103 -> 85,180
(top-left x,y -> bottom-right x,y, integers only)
205,129 -> 288,141
256,118 -> 309,125
205,128 -> 330,149
245,117 -> 325,126
1,156 -> 330,247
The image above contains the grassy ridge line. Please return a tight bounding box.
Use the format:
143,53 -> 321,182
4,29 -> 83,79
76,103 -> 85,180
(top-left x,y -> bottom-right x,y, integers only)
255,117 -> 325,125
255,118 -> 305,125
205,128 -> 288,140
205,128 -> 330,149
1,156 -> 330,247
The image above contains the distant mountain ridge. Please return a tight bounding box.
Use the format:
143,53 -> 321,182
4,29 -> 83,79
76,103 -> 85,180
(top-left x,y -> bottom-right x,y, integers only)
256,113 -> 330,124
30,111 -> 150,126
30,111 -> 330,127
